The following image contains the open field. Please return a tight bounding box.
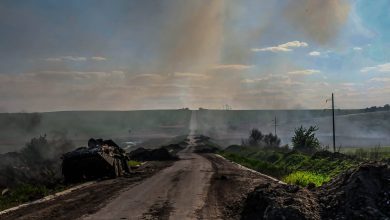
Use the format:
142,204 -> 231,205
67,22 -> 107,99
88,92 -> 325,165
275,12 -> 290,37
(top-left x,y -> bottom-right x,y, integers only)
340,146 -> 390,160
0,109 -> 389,154
196,110 -> 390,148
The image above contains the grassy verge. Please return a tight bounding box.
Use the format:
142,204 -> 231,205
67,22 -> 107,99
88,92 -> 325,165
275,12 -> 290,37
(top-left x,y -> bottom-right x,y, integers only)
219,146 -> 359,187
0,184 -> 66,211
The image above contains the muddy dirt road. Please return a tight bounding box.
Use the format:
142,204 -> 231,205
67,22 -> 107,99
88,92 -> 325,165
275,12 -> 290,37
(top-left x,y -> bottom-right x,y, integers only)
83,136 -> 214,220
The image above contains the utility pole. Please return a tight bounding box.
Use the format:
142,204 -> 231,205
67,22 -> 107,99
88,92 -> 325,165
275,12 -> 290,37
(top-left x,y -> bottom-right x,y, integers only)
332,93 -> 336,152
272,116 -> 278,136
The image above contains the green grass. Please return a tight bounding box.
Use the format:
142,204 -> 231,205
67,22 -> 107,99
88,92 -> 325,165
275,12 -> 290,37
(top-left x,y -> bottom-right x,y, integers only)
341,146 -> 390,160
127,160 -> 142,167
283,171 -> 331,187
220,146 -> 359,187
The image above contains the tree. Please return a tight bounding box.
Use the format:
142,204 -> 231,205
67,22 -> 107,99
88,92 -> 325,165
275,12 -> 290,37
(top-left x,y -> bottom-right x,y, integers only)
248,128 -> 264,146
264,133 -> 281,148
292,126 -> 320,152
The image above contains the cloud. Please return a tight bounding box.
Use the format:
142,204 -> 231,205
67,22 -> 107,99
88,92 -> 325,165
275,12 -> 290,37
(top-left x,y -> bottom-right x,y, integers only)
45,56 -> 108,62
308,51 -> 321,56
361,63 -> 390,73
173,72 -> 208,79
341,83 -> 357,86
369,77 -> 390,82
212,64 -> 254,70
91,56 -> 107,61
353,47 -> 362,51
30,70 -> 125,81
251,41 -> 308,52
288,69 -> 320,75
45,56 -> 87,62
241,78 -> 264,83
132,73 -> 161,79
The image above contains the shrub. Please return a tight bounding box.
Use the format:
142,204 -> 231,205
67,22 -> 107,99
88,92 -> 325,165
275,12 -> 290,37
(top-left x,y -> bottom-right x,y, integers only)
292,126 -> 320,152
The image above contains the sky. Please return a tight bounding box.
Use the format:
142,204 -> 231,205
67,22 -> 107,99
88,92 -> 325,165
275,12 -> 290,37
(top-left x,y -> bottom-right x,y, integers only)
0,0 -> 389,112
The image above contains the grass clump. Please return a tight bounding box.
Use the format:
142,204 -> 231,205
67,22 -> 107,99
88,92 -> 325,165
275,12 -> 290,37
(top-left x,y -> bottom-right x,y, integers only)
127,160 -> 142,167
283,171 -> 330,187
0,184 -> 51,211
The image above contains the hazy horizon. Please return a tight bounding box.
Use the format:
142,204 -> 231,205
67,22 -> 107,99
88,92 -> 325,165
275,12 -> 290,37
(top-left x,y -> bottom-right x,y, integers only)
0,107 -> 380,114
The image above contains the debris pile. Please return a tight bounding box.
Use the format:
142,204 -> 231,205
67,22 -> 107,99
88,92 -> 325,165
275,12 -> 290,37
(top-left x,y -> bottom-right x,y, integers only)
129,147 -> 177,161
193,135 -> 220,153
241,182 -> 320,220
162,144 -> 184,155
62,138 -> 129,183
317,162 -> 390,219
193,145 -> 219,153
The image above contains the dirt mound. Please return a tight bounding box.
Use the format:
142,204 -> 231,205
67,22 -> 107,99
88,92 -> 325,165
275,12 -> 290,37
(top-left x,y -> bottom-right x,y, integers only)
193,145 -> 219,153
241,183 -> 320,220
317,162 -> 390,219
162,144 -> 184,155
194,135 -> 211,143
192,135 -> 220,153
129,147 -> 177,161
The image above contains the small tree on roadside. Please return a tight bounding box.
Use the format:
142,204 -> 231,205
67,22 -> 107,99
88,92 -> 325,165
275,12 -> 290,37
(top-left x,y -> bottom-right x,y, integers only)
292,126 -> 320,152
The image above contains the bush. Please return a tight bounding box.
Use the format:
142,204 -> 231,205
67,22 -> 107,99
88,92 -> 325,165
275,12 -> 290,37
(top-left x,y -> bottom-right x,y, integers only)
242,129 -> 281,148
292,126 -> 320,152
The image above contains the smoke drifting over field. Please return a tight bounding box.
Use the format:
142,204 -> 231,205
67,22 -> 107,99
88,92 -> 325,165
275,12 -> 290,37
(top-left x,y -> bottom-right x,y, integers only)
0,0 -> 370,112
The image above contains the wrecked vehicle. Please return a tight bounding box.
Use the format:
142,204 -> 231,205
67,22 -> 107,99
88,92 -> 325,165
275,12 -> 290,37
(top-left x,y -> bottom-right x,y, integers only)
62,138 -> 129,183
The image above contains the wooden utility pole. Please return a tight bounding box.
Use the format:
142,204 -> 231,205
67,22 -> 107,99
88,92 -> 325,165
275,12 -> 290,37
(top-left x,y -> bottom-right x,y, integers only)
332,93 -> 336,152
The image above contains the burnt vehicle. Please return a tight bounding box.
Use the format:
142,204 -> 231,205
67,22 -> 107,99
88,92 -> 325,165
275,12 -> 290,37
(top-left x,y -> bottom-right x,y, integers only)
62,138 -> 129,183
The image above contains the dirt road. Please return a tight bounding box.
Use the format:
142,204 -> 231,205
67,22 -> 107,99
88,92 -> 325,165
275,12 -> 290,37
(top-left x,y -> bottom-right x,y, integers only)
83,136 -> 214,220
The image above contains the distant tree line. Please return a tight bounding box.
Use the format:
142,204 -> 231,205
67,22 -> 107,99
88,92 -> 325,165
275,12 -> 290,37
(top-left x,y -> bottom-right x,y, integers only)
364,104 -> 390,113
242,125 -> 321,153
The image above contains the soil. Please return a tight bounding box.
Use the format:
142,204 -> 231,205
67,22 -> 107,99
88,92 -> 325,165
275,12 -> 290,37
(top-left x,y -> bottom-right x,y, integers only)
0,161 -> 173,220
200,154 -> 283,220
241,183 -> 320,220
316,162 -> 390,220
240,162 -> 390,220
